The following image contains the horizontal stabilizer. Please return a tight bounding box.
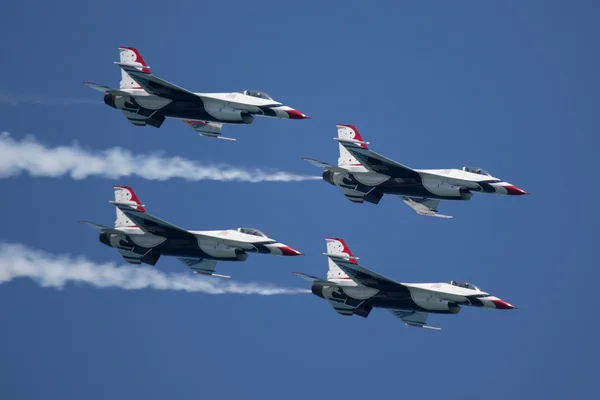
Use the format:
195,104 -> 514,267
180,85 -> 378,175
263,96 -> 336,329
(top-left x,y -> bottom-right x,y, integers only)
79,220 -> 123,234
302,158 -> 349,173
83,82 -> 131,96
292,272 -> 330,283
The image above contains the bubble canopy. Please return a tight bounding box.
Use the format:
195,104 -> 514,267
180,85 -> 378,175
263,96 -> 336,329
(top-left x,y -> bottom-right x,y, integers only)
239,90 -> 274,101
462,166 -> 492,177
449,280 -> 481,291
237,227 -> 268,238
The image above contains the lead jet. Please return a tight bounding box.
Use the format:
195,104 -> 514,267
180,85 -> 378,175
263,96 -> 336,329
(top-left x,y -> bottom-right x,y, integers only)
304,124 -> 528,218
84,47 -> 309,141
81,186 -> 302,278
294,238 -> 515,330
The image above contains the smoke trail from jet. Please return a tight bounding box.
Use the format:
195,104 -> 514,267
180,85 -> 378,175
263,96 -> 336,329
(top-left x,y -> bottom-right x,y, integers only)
0,243 -> 310,295
0,132 -> 320,182
0,92 -> 100,106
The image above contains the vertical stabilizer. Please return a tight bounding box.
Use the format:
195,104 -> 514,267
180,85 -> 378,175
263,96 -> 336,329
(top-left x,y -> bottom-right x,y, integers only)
113,186 -> 146,228
336,124 -> 368,166
118,46 -> 151,90
325,237 -> 357,281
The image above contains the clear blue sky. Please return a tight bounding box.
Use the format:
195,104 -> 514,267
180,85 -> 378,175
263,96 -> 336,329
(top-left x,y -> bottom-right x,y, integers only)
1,1 -> 598,398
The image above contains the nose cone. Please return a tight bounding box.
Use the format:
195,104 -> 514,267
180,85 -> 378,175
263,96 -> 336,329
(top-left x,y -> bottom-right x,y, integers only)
504,185 -> 529,195
491,298 -> 517,310
284,109 -> 309,119
494,183 -> 529,195
273,244 -> 303,256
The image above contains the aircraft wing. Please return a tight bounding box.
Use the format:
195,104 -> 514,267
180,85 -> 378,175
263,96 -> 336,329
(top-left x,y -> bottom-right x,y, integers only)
326,255 -> 404,291
400,197 -> 454,219
387,310 -> 441,331
177,257 -> 230,279
183,120 -> 236,141
116,64 -> 199,102
112,204 -> 194,240
336,139 -> 420,179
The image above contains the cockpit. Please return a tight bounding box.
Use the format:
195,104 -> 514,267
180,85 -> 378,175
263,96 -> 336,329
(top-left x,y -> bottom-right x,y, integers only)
239,90 -> 274,101
462,166 -> 492,177
237,227 -> 268,238
449,280 -> 481,291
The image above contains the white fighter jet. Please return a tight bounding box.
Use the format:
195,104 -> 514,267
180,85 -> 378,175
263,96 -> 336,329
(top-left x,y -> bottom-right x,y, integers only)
81,186 -> 302,278
294,238 -> 516,330
304,124 -> 528,218
84,47 -> 309,141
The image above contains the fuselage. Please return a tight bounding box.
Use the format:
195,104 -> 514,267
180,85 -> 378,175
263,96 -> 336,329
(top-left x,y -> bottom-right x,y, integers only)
103,89 -> 304,127
98,227 -> 298,265
323,165 -> 523,202
311,280 -> 511,318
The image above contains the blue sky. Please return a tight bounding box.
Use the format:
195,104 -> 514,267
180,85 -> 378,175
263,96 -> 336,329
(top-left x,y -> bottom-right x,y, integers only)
1,1 -> 598,398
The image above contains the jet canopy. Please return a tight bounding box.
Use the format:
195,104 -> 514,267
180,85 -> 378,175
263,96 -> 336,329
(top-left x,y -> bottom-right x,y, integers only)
240,90 -> 274,101
449,280 -> 481,291
462,166 -> 492,177
237,227 -> 268,238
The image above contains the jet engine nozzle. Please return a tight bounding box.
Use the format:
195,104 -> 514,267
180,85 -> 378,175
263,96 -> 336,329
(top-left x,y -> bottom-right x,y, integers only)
311,281 -> 326,299
103,93 -> 117,109
353,305 -> 373,318
98,232 -> 113,248
322,170 -> 336,186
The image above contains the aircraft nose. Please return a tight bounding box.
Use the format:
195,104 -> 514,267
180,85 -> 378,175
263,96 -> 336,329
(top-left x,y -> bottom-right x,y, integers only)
494,183 -> 529,195
284,109 -> 310,119
490,298 -> 517,310
272,244 -> 303,256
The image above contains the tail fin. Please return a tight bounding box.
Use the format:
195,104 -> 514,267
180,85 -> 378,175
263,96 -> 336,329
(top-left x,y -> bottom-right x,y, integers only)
112,186 -> 146,228
118,47 -> 151,90
336,124 -> 368,166
325,237 -> 357,281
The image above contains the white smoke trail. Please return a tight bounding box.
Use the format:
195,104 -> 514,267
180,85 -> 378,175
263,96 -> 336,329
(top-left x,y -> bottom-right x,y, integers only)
0,242 -> 310,295
0,92 -> 100,106
0,132 -> 320,182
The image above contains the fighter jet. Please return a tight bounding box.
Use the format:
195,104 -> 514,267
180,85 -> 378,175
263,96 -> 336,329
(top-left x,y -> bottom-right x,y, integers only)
294,238 -> 516,330
84,47 -> 309,141
81,186 -> 302,278
304,124 -> 528,218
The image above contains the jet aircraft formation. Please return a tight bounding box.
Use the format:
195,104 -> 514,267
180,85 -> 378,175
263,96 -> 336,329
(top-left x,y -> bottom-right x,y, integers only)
82,46 -> 528,330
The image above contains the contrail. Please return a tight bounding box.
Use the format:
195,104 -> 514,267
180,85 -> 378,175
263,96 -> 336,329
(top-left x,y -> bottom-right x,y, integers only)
0,132 -> 320,182
0,242 -> 310,295
0,92 -> 100,106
